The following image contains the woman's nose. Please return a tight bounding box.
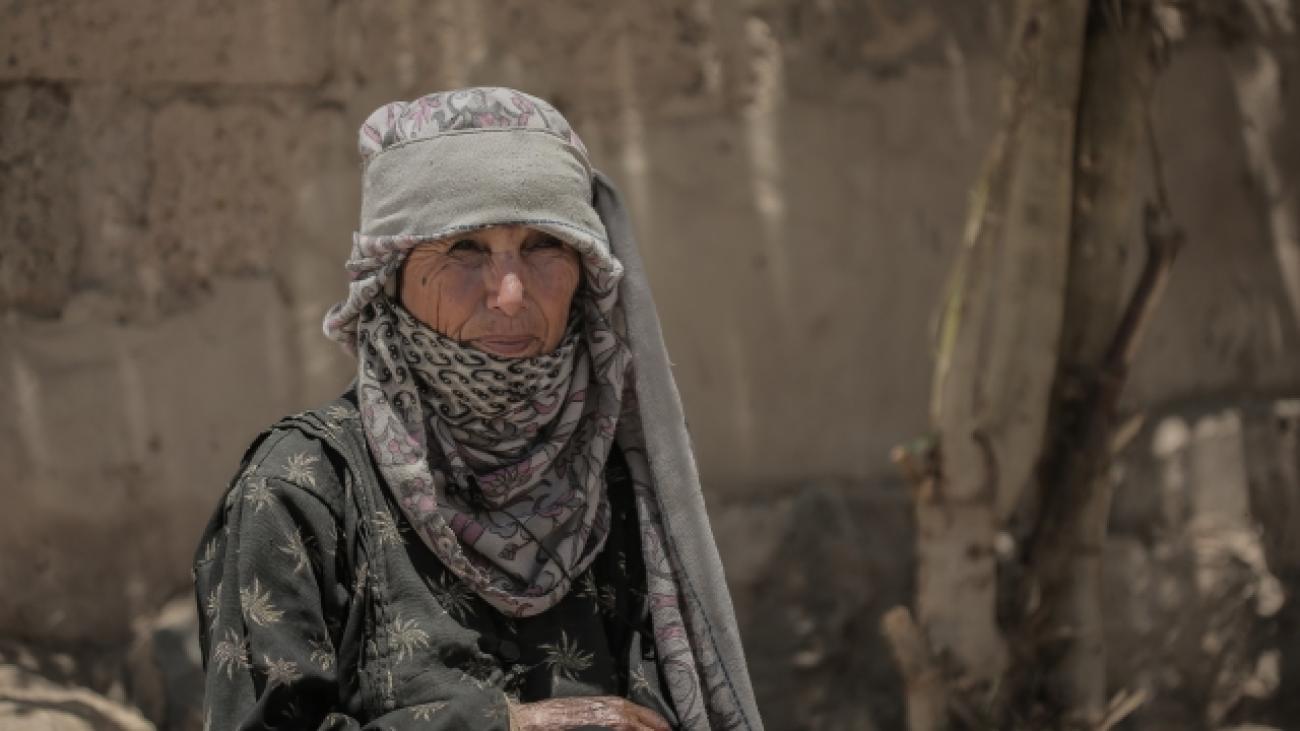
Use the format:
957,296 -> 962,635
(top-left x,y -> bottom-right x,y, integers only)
488,267 -> 525,313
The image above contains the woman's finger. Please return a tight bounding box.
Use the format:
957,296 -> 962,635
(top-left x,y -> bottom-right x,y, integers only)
604,697 -> 670,731
626,702 -> 671,731
510,696 -> 667,730
575,697 -> 657,731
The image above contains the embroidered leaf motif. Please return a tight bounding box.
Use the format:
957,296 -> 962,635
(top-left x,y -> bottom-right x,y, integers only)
201,537 -> 220,563
325,404 -> 355,422
371,510 -> 403,547
425,573 -> 475,622
308,637 -> 335,671
323,419 -> 346,439
243,478 -> 275,514
278,528 -> 311,575
598,584 -> 618,614
539,630 -> 594,681
387,614 -> 430,663
352,561 -> 370,596
205,582 -> 221,623
412,702 -> 449,721
263,655 -> 302,686
631,667 -> 653,694
578,572 -> 600,615
240,577 -> 284,627
213,629 -> 250,679
503,663 -> 529,694
284,452 -> 320,487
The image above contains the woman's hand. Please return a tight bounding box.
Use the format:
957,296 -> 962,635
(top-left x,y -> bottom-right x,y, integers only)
508,696 -> 671,731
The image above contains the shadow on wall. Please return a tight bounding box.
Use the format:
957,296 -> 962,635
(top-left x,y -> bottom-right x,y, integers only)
718,481 -> 915,731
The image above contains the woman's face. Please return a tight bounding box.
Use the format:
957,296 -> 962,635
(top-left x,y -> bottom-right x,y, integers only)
399,225 -> 581,358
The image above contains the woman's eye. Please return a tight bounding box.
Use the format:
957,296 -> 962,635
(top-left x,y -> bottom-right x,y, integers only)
524,235 -> 565,252
448,239 -> 485,255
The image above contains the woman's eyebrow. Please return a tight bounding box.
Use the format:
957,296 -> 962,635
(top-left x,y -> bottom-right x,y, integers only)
447,232 -> 494,247
405,243 -> 447,264
421,235 -> 473,253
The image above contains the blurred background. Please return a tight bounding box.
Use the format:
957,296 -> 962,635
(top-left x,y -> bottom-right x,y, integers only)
2,1 -> 1299,729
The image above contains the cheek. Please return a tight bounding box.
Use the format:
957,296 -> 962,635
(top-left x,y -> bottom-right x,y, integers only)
532,258 -> 581,317
401,265 -> 482,335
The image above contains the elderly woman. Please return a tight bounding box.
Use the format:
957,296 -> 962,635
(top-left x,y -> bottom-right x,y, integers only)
193,88 -> 762,731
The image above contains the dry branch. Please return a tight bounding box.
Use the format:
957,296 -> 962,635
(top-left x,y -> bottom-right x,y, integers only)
889,1 -> 1184,728
1017,137 -> 1182,729
910,0 -> 1091,705
881,607 -> 950,731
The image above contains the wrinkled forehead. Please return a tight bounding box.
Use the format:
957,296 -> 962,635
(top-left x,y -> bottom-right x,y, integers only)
386,222 -> 610,286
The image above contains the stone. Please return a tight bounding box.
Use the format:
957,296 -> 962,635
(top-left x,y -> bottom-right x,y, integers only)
0,280 -> 304,644
126,597 -> 204,731
64,86 -> 153,316
0,1 -> 331,85
335,0 -> 722,126
0,659 -> 154,731
0,83 -> 80,317
145,99 -> 356,396
145,100 -> 293,311
0,83 -> 156,319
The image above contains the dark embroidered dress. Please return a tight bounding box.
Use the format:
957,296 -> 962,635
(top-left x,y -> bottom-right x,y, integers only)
193,394 -> 676,730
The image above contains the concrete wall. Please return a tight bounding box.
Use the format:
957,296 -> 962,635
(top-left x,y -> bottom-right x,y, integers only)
3,1 -> 1300,727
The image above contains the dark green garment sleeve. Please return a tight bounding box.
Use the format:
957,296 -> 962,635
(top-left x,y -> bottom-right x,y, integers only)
194,433 -> 512,731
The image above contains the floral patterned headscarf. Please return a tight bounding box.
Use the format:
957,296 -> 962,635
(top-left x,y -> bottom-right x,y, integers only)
323,88 -> 763,731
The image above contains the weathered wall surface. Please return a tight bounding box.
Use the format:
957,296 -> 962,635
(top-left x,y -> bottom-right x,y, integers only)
3,1 -> 1299,728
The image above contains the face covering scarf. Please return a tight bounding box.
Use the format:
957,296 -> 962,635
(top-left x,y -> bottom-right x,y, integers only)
355,289 -> 628,616
323,87 -> 764,731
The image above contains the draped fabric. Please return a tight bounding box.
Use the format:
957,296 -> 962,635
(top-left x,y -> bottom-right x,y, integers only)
194,397 -> 679,730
